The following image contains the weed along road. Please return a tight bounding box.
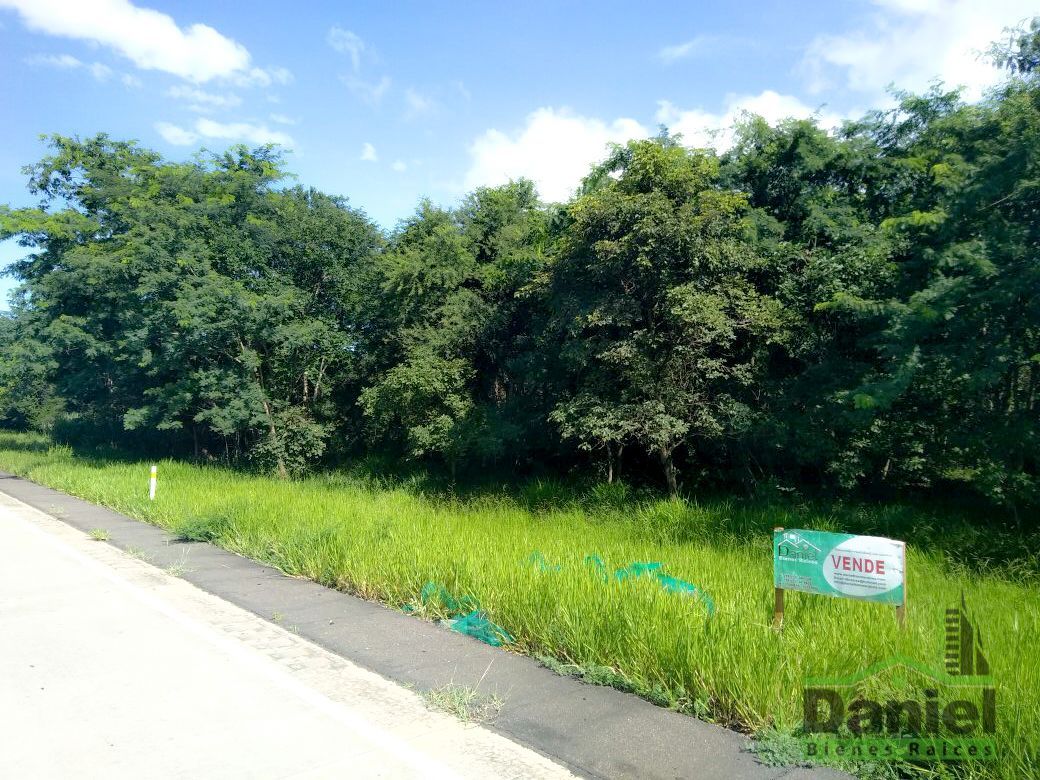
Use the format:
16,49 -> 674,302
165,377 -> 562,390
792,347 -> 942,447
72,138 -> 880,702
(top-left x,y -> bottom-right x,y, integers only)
0,492 -> 574,779
0,475 -> 851,780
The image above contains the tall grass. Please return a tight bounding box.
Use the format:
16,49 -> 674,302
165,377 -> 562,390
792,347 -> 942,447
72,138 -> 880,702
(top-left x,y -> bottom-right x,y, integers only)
0,431 -> 1036,778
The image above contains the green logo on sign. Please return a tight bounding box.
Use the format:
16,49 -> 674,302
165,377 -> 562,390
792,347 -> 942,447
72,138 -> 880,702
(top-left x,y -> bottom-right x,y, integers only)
774,528 -> 905,606
777,532 -> 821,563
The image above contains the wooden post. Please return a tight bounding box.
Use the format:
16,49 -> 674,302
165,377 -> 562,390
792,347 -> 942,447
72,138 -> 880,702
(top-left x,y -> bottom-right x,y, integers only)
773,526 -> 784,630
895,543 -> 907,628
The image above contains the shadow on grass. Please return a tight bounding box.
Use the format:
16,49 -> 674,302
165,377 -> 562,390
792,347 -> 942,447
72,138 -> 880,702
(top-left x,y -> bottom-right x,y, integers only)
1,428 -> 1036,582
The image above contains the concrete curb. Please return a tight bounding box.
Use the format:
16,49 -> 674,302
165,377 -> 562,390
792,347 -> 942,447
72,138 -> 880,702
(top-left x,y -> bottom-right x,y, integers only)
0,472 -> 847,780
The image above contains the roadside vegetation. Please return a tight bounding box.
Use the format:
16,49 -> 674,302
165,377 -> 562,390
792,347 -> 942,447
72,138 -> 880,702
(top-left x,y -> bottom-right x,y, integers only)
0,431 -> 1035,778
1,20 -> 1038,780
1,24 -> 1039,516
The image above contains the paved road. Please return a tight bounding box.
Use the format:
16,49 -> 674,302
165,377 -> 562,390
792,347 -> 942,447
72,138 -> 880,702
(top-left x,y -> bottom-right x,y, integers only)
0,492 -> 573,779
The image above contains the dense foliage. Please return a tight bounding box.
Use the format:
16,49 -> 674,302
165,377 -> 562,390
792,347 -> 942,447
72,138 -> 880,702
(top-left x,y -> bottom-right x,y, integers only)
2,28 -> 1038,512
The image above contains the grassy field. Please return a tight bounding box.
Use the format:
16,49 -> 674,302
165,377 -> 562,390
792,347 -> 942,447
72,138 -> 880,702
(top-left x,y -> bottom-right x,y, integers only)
0,431 -> 1036,779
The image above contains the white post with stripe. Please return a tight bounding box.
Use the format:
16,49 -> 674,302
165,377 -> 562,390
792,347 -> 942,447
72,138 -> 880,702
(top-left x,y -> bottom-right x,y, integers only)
149,464 -> 157,500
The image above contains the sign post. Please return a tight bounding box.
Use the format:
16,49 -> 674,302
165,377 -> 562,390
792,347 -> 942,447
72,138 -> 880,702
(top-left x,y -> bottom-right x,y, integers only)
773,569 -> 785,629
773,527 -> 906,629
149,464 -> 157,501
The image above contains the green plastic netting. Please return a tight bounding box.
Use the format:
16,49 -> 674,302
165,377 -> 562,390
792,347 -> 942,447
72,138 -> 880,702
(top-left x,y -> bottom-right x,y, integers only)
415,581 -> 514,646
579,554 -> 715,615
414,552 -> 714,648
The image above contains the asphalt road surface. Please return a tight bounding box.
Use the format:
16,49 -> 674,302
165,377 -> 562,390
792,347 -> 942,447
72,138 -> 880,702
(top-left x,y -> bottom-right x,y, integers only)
0,492 -> 574,779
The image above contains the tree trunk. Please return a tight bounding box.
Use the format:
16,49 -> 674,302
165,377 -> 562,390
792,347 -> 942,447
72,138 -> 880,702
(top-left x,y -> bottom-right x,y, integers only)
240,336 -> 288,480
658,445 -> 678,497
261,398 -> 288,480
606,441 -> 615,484
313,357 -> 327,403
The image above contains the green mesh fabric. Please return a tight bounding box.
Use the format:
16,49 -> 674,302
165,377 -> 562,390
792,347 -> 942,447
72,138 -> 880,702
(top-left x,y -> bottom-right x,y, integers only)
420,581 -> 478,614
558,553 -> 714,616
417,582 -> 513,646
442,611 -> 515,647
416,552 -> 714,649
526,551 -> 562,572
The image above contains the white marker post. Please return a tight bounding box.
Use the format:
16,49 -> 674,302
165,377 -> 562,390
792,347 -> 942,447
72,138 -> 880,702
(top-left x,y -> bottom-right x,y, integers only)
149,464 -> 157,501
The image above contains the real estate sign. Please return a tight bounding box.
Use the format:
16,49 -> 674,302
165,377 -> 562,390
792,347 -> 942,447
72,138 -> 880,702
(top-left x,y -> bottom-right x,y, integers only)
773,529 -> 905,606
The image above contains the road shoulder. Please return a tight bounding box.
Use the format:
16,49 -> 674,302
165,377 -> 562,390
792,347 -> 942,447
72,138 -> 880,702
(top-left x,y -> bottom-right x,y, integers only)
0,472 -> 846,780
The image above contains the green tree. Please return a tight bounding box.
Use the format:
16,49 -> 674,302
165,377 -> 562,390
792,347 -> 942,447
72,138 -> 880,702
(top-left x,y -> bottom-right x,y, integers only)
359,183 -> 548,475
547,137 -> 787,494
1,136 -> 380,475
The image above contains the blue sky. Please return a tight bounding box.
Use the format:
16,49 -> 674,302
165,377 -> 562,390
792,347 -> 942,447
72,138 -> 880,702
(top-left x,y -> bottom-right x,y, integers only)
0,0 -> 1034,308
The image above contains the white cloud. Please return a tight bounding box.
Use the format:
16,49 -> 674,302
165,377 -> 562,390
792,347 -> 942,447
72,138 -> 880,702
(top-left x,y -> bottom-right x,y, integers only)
391,159 -> 407,172
268,113 -> 296,125
0,0 -> 254,82
657,34 -> 748,64
328,27 -> 391,105
89,62 -> 112,80
463,94 -> 847,202
404,88 -> 435,118
167,85 -> 241,110
658,35 -> 736,63
343,74 -> 391,104
454,80 -> 472,101
26,52 -> 113,81
26,52 -> 82,69
154,118 -> 294,147
155,121 -> 199,145
194,118 -> 294,146
464,107 -> 648,203
656,90 -> 844,149
121,73 -> 142,88
360,142 -> 378,162
235,66 -> 293,88
802,0 -> 1035,100
327,27 -> 364,72
659,40 -> 702,63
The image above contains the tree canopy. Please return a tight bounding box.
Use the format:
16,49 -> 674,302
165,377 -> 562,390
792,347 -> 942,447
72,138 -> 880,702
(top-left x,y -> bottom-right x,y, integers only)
2,20 -> 1038,512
